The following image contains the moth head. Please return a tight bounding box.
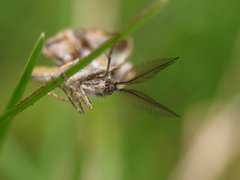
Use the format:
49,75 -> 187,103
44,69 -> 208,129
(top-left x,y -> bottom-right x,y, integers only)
104,78 -> 118,95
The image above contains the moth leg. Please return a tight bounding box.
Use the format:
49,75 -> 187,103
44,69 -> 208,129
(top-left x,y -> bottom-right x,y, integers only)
44,73 -> 69,102
58,73 -> 85,114
78,85 -> 93,110
47,91 -> 69,102
61,70 -> 93,110
59,72 -> 93,113
67,80 -> 93,110
61,84 -> 85,114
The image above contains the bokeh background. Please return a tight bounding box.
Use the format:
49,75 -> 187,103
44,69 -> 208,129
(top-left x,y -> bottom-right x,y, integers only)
1,0 -> 240,179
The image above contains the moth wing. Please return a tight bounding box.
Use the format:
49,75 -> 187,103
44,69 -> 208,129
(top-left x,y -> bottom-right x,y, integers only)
43,29 -> 133,69
76,29 -> 133,70
32,66 -> 61,83
32,58 -> 106,83
32,60 -> 77,83
111,62 -> 134,82
119,88 -> 179,117
118,57 -> 179,85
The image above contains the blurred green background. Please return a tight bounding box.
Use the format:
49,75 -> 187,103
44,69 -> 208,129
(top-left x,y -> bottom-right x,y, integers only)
1,0 -> 240,180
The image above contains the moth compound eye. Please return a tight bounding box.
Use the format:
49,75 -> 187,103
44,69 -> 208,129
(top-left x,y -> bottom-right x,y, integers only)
108,84 -> 116,92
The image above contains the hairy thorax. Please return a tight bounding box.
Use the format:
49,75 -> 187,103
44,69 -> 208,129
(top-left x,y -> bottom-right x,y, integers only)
81,76 -> 119,97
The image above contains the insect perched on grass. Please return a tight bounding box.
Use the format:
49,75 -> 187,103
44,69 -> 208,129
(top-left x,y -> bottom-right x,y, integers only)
32,29 -> 179,117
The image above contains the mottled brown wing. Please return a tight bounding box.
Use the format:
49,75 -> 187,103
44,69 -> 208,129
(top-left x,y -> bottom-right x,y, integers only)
32,66 -> 63,83
111,62 -> 133,82
32,58 -> 106,84
31,59 -> 78,83
43,29 -> 133,70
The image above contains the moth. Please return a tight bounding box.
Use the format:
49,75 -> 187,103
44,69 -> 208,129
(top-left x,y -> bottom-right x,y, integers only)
32,29 -> 179,117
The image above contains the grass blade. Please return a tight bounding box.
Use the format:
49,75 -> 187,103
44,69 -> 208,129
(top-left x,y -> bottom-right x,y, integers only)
6,32 -> 45,109
0,0 -> 169,126
0,33 -> 44,144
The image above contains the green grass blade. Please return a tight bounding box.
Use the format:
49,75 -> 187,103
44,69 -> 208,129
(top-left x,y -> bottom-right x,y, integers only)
119,0 -> 168,38
0,0 -> 169,124
6,32 -> 45,109
0,33 -> 45,145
